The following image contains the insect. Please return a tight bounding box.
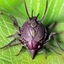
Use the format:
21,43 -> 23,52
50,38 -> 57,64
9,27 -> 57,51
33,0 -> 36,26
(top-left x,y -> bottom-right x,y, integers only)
0,0 -> 64,59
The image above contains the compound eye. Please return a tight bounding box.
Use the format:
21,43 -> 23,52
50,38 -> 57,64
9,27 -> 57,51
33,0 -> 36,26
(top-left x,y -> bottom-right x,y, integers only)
31,21 -> 37,28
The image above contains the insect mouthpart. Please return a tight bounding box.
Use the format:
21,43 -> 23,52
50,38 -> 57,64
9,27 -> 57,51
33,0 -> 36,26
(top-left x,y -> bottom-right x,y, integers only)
27,40 -> 39,59
29,49 -> 37,59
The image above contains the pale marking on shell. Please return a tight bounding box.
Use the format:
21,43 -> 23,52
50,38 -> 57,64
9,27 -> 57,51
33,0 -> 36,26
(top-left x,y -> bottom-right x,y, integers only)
31,21 -> 37,28
31,29 -> 36,37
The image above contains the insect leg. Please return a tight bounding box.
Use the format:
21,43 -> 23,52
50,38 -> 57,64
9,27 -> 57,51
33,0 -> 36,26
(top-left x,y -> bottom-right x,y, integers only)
0,38 -> 16,49
46,32 -> 64,42
7,33 -> 17,38
9,15 -> 19,27
15,46 -> 25,56
48,22 -> 57,30
46,43 -> 61,55
53,35 -> 64,52
0,10 -> 19,27
45,32 -> 64,52
43,49 -> 47,59
7,27 -> 22,38
45,32 -> 56,42
10,43 -> 21,47
0,38 -> 23,49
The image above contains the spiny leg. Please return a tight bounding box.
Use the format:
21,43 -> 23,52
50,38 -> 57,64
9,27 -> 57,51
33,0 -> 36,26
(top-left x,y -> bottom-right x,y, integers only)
10,39 -> 24,47
43,49 -> 47,59
0,10 -> 19,27
41,0 -> 48,21
0,38 -> 23,49
7,33 -> 17,38
10,43 -> 21,47
47,22 -> 57,30
9,15 -> 19,27
53,35 -> 64,52
46,43 -> 61,55
45,32 -> 64,42
45,32 -> 56,42
46,32 -> 64,52
15,46 -> 25,56
7,27 -> 22,38
0,38 -> 16,49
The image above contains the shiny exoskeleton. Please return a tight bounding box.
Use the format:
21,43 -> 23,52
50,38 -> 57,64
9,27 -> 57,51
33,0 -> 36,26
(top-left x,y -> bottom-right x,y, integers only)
1,0 -> 64,59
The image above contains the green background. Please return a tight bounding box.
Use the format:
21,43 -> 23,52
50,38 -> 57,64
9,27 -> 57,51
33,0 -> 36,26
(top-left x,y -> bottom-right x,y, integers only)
0,0 -> 64,64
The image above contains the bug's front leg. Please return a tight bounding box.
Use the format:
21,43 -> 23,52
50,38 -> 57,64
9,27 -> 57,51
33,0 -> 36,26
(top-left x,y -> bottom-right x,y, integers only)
7,33 -> 18,38
15,46 -> 25,56
9,15 -> 19,27
0,11 -> 19,27
0,38 -> 16,49
0,38 -> 23,49
7,27 -> 22,38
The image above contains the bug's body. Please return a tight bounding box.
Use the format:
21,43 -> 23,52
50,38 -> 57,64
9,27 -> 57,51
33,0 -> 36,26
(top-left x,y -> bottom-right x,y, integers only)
22,18 -> 46,42
21,17 -> 47,58
1,0 -> 64,59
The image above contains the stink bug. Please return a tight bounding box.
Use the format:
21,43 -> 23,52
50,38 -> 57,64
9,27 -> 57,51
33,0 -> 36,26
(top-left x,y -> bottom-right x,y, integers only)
0,0 -> 64,59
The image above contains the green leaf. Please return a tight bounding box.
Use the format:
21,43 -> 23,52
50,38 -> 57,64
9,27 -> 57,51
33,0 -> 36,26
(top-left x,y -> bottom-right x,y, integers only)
0,0 -> 64,64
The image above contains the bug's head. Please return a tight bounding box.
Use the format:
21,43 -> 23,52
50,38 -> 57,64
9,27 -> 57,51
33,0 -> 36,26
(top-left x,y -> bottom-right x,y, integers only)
27,40 -> 41,59
27,15 -> 39,28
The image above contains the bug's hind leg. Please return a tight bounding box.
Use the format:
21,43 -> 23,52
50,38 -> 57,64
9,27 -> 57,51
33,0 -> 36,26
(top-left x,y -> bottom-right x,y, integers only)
46,43 -> 61,55
43,49 -> 47,59
15,46 -> 25,56
45,32 -> 64,53
53,35 -> 64,52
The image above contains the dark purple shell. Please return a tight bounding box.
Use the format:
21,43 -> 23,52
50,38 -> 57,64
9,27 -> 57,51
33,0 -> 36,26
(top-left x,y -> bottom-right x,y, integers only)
21,20 -> 45,42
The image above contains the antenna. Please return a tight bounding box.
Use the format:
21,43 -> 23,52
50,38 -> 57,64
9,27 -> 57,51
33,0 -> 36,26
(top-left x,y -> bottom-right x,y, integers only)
24,0 -> 30,19
41,0 -> 48,21
36,13 -> 39,19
